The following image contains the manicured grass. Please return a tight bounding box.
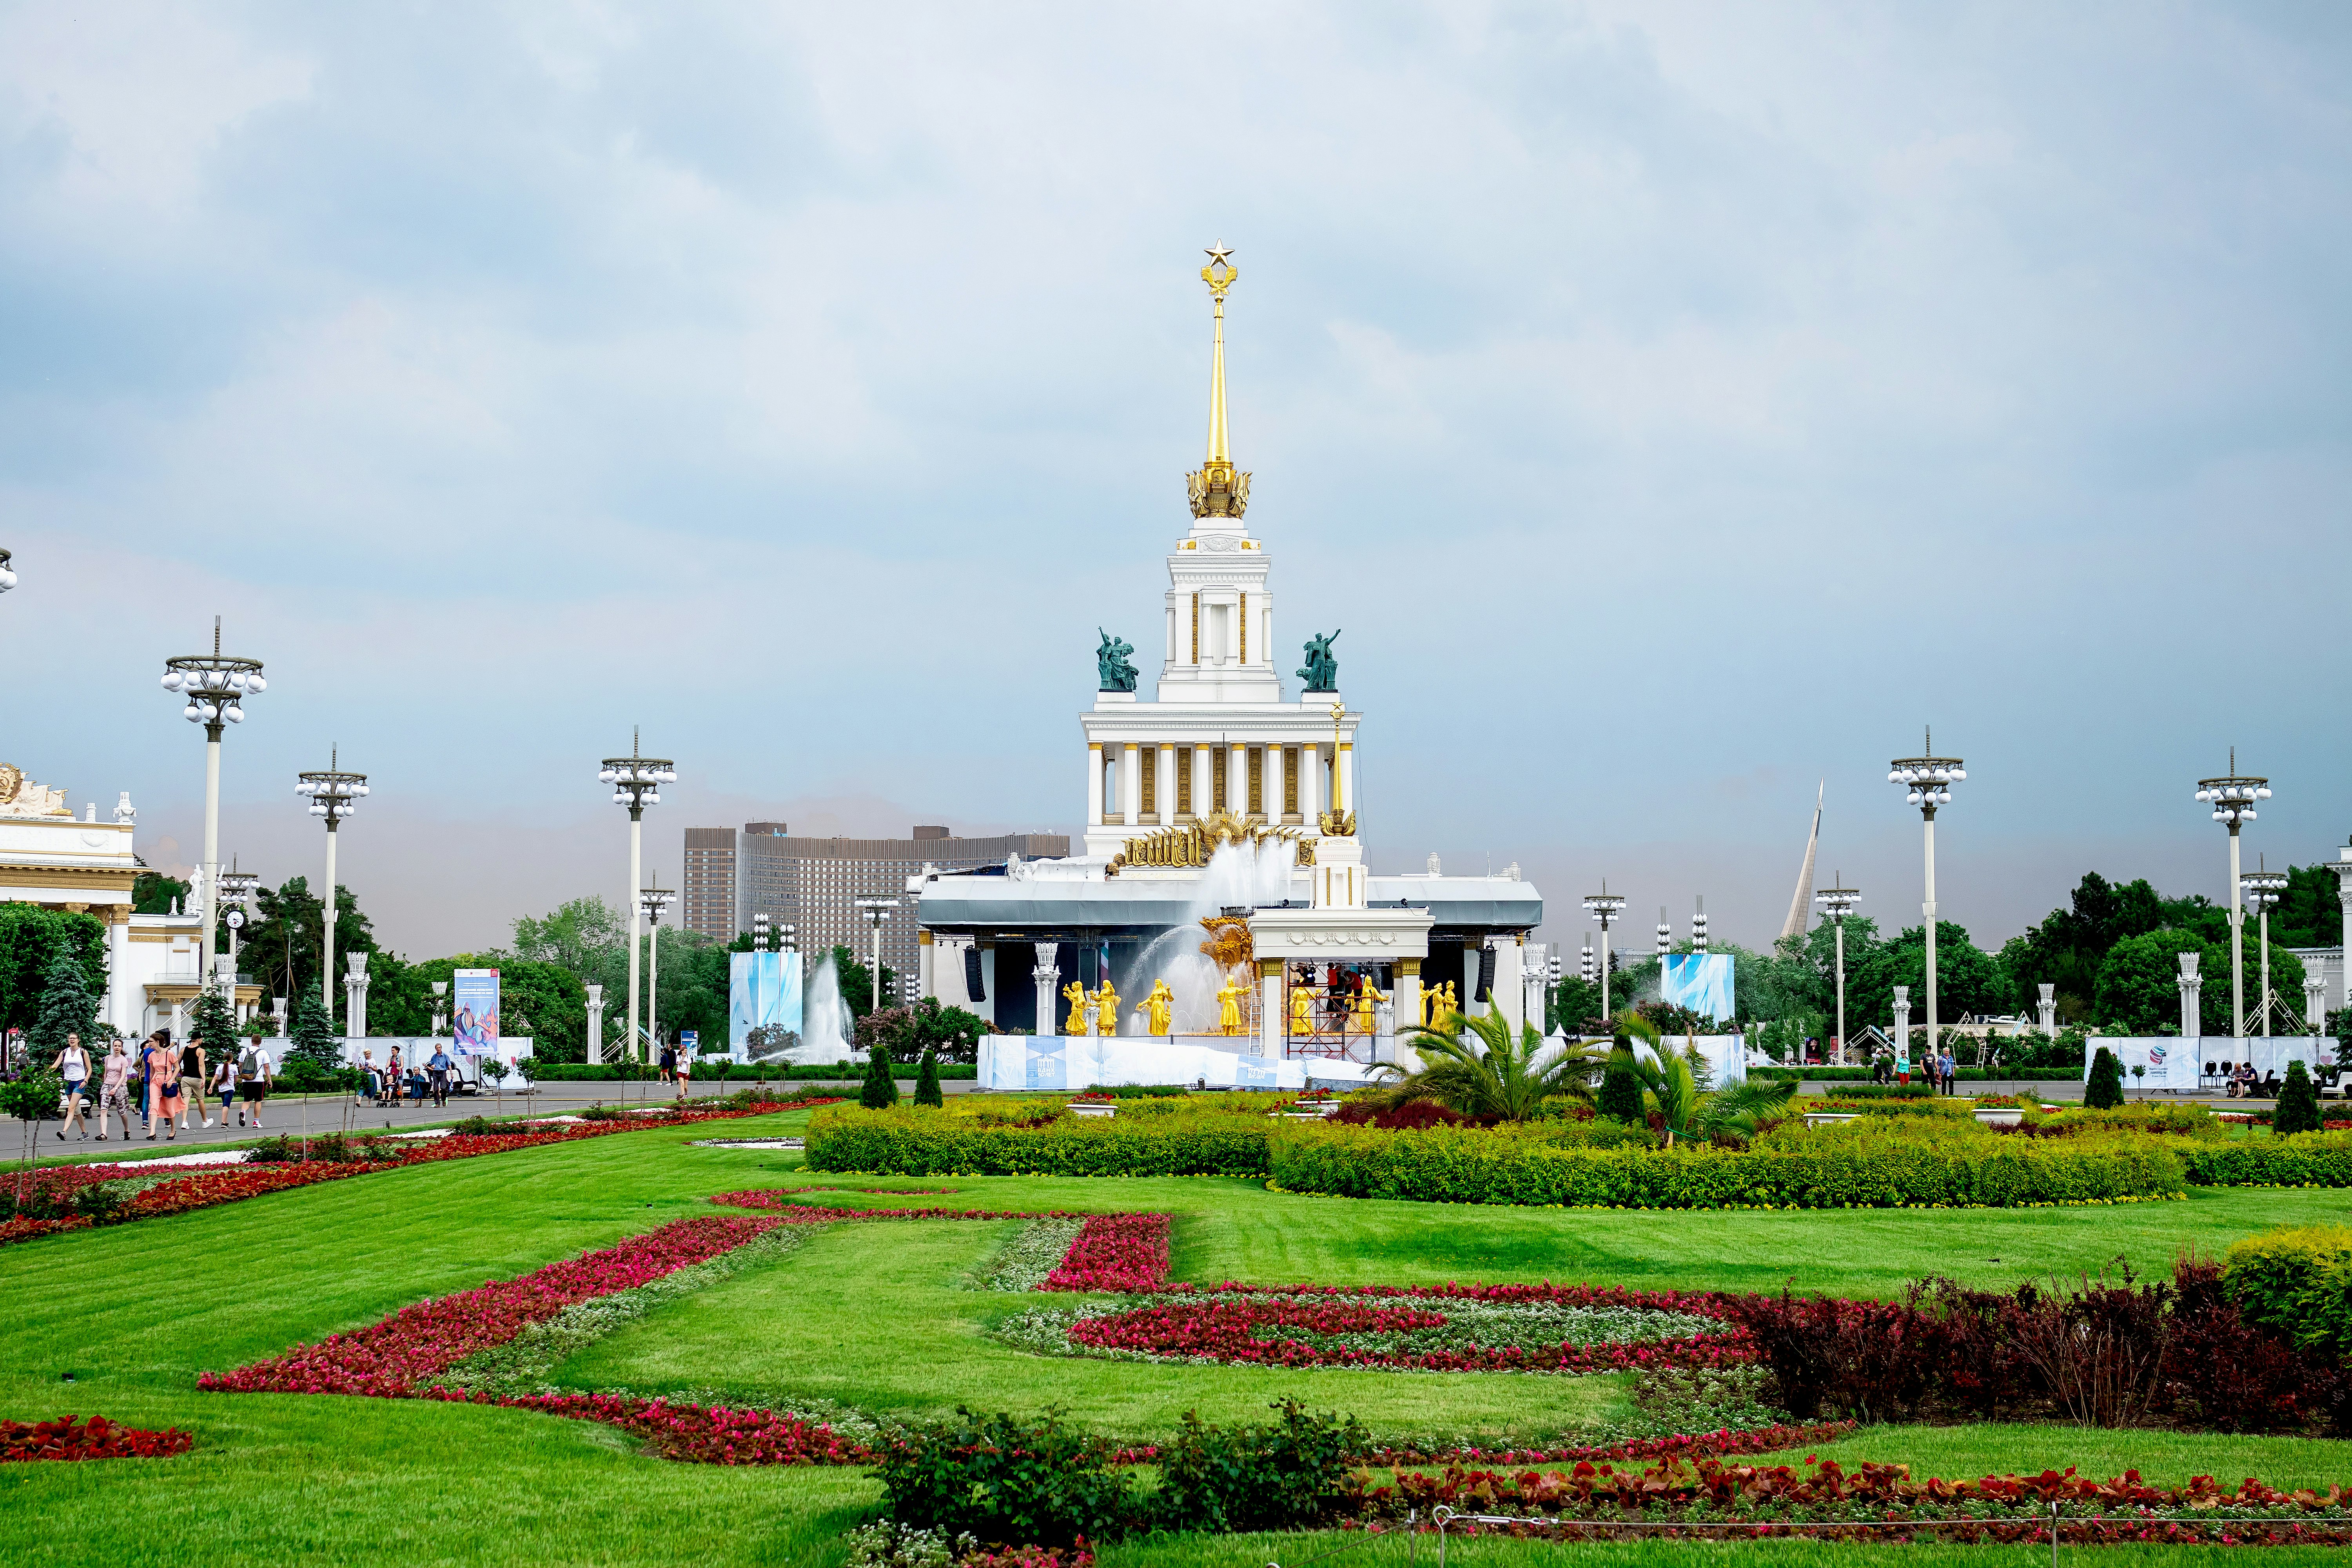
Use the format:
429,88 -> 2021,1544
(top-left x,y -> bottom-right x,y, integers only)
2,1111 -> 2348,1566
552,1214 -> 1632,1441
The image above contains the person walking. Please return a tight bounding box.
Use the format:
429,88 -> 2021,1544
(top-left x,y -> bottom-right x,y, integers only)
145,1032 -> 182,1141
356,1049 -> 377,1108
178,1033 -> 213,1131
212,1051 -> 238,1128
658,1039 -> 677,1093
379,1047 -> 401,1109
425,1043 -> 454,1108
1940,1048 -> 1957,1096
50,1033 -> 92,1140
96,1039 -> 133,1141
238,1037 -> 272,1128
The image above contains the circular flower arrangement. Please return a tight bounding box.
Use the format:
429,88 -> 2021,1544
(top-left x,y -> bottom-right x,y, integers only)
995,1285 -> 1746,1374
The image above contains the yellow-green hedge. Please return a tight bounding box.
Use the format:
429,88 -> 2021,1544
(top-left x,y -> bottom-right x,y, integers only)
1266,1122 -> 2185,1208
805,1105 -> 1272,1176
2223,1224 -> 2352,1357
2181,1131 -> 2352,1187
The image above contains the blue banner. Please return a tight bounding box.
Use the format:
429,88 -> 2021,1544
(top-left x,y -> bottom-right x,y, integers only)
453,968 -> 499,1057
1659,953 -> 1735,1022
728,950 -> 804,1060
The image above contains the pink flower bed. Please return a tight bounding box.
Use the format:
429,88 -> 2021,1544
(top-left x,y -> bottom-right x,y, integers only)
1365,1419 -> 1858,1468
1,1414 -> 193,1463
1043,1213 -> 1169,1292
434,1390 -> 864,1465
201,1214 -> 782,1397
1065,1291 -> 1746,1373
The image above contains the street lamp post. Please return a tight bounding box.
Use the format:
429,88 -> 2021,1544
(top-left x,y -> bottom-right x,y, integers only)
1691,898 -> 1708,953
2194,752 -> 2269,1040
639,878 -> 676,1060
1815,876 -> 1861,1064
162,617 -> 265,990
1889,730 -> 1966,1067
1583,885 -> 1626,1020
2241,860 -> 2288,1038
2332,840 -> 2352,1016
295,751 -> 367,1027
599,733 -> 675,1064
855,898 -> 900,1014
219,862 -> 261,1029
430,979 -> 448,1037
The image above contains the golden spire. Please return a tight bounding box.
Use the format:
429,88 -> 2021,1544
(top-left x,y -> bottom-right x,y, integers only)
1187,243 -> 1250,520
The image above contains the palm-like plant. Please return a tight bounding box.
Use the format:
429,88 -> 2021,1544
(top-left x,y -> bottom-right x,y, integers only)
1370,1007 -> 1606,1122
1615,1010 -> 1795,1146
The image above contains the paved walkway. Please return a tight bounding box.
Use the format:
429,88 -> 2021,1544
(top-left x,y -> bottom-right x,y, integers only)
47,1077 -> 970,1156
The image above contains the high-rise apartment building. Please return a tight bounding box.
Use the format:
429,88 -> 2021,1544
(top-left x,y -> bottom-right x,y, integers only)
680,827 -> 740,942
728,824 -> 1069,1002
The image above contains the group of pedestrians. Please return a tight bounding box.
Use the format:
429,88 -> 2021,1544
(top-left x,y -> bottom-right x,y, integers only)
354,1044 -> 458,1108
1869,1045 -> 1961,1092
46,1029 -> 276,1141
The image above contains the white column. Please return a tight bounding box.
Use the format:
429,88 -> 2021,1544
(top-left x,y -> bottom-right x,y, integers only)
2178,951 -> 2203,1042
2228,826 -> 2244,1039
1086,744 -> 1105,826
2306,974 -> 2328,1032
2036,983 -> 2057,1036
199,731 -> 221,989
1122,744 -> 1139,827
917,928 -> 936,1002
1228,743 -> 1246,817
1191,745 -> 1210,819
107,913 -> 132,1037
1921,813 -> 1938,1064
1266,743 -> 1285,822
1033,942 -> 1061,1038
1891,986 -> 1911,1064
1258,962 -> 1281,1059
586,983 -> 604,1065
1394,960 -> 1423,1060
322,821 -> 339,1017
1157,745 -> 1176,825
626,810 -> 643,1063
2336,854 -> 2352,1010
1301,743 -> 1322,823
1494,941 -> 1525,1033
1338,744 -> 1355,817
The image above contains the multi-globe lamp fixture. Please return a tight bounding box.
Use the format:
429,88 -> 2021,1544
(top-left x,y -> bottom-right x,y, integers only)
1582,884 -> 1626,1019
1813,877 -> 1861,1063
2240,859 -> 2289,1038
2194,751 -> 2270,1040
295,750 -> 368,1019
598,732 -> 676,1063
1887,731 -> 1965,1063
219,861 -> 263,985
162,618 -> 265,987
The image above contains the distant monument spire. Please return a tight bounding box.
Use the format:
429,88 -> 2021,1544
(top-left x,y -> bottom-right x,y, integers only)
1779,782 -> 1824,943
1187,244 -> 1250,520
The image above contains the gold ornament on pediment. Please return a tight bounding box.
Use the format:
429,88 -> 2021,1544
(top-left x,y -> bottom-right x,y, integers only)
0,764 -> 19,804
1105,809 -> 1301,877
1318,808 -> 1356,837
0,764 -> 71,817
1198,915 -> 1253,972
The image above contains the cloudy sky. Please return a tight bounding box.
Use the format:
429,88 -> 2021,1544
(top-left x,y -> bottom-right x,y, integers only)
5,2 -> 2348,958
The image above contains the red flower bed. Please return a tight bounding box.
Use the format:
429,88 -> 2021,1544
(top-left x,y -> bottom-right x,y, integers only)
201,1214 -> 782,1397
2,1099 -> 844,1247
435,1390 -> 864,1464
1065,1291 -> 1744,1373
1358,1455 -> 2352,1542
1044,1214 -> 1170,1292
1,1414 -> 192,1463
1366,1420 -> 1857,1468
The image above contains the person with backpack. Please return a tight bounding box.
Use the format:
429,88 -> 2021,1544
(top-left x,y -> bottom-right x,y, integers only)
212,1051 -> 238,1127
237,1039 -> 272,1128
178,1034 -> 212,1131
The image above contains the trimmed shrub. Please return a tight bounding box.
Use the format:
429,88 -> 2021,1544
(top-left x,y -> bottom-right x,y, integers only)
860,1047 -> 900,1110
2167,1260 -> 2311,1433
877,1407 -> 1135,1548
1266,1121 -> 2184,1208
807,1106 -> 1272,1177
2181,1132 -> 2352,1188
1150,1401 -> 1368,1534
2085,1046 -> 2125,1109
913,1047 -> 944,1109
2224,1224 -> 2352,1359
1597,1051 -> 1644,1122
2275,1060 -> 2323,1136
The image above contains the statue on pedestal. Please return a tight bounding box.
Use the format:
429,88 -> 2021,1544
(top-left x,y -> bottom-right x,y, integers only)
1096,630 -> 1138,693
1092,980 -> 1120,1036
1296,630 -> 1341,692
1289,987 -> 1316,1036
1141,979 -> 1174,1037
1352,978 -> 1385,1034
1216,979 -> 1244,1036
1062,981 -> 1089,1036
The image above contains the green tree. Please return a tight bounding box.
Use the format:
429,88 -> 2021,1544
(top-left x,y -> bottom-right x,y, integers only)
1596,1048 -> 1645,1123
2085,1045 -> 2125,1109
132,869 -> 190,915
283,990 -> 344,1089
2274,1059 -> 2322,1135
27,933 -> 102,1058
1546,976 -> 1606,1034
511,897 -> 627,995
829,945 -> 899,1022
239,876 -> 377,1029
860,1043 -> 899,1109
913,1046 -> 944,1107
2094,928 -> 2305,1037
0,906 -> 106,1039
1376,1007 -> 1605,1123
907,996 -> 987,1063
185,984 -> 238,1067
1847,922 -> 2008,1044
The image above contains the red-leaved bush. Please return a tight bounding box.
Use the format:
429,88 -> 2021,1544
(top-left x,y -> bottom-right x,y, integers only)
0,1414 -> 192,1463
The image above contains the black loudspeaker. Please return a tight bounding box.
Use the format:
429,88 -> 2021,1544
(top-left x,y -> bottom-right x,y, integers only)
963,946 -> 986,1003
1475,945 -> 1497,1002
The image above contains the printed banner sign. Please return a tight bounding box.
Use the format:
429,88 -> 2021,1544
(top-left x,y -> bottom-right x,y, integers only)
1659,953 -> 1735,1022
729,951 -> 805,1060
452,969 -> 499,1058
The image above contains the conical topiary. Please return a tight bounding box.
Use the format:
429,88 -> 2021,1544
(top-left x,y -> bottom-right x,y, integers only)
2084,1045 -> 2125,1109
860,1043 -> 900,1109
27,935 -> 101,1058
2274,1058 -> 2322,1136
913,1046 -> 944,1108
1597,1047 -> 1644,1123
283,990 -> 344,1089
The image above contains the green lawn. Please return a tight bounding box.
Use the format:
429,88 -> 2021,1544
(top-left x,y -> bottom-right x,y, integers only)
2,1109 -> 2347,1566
